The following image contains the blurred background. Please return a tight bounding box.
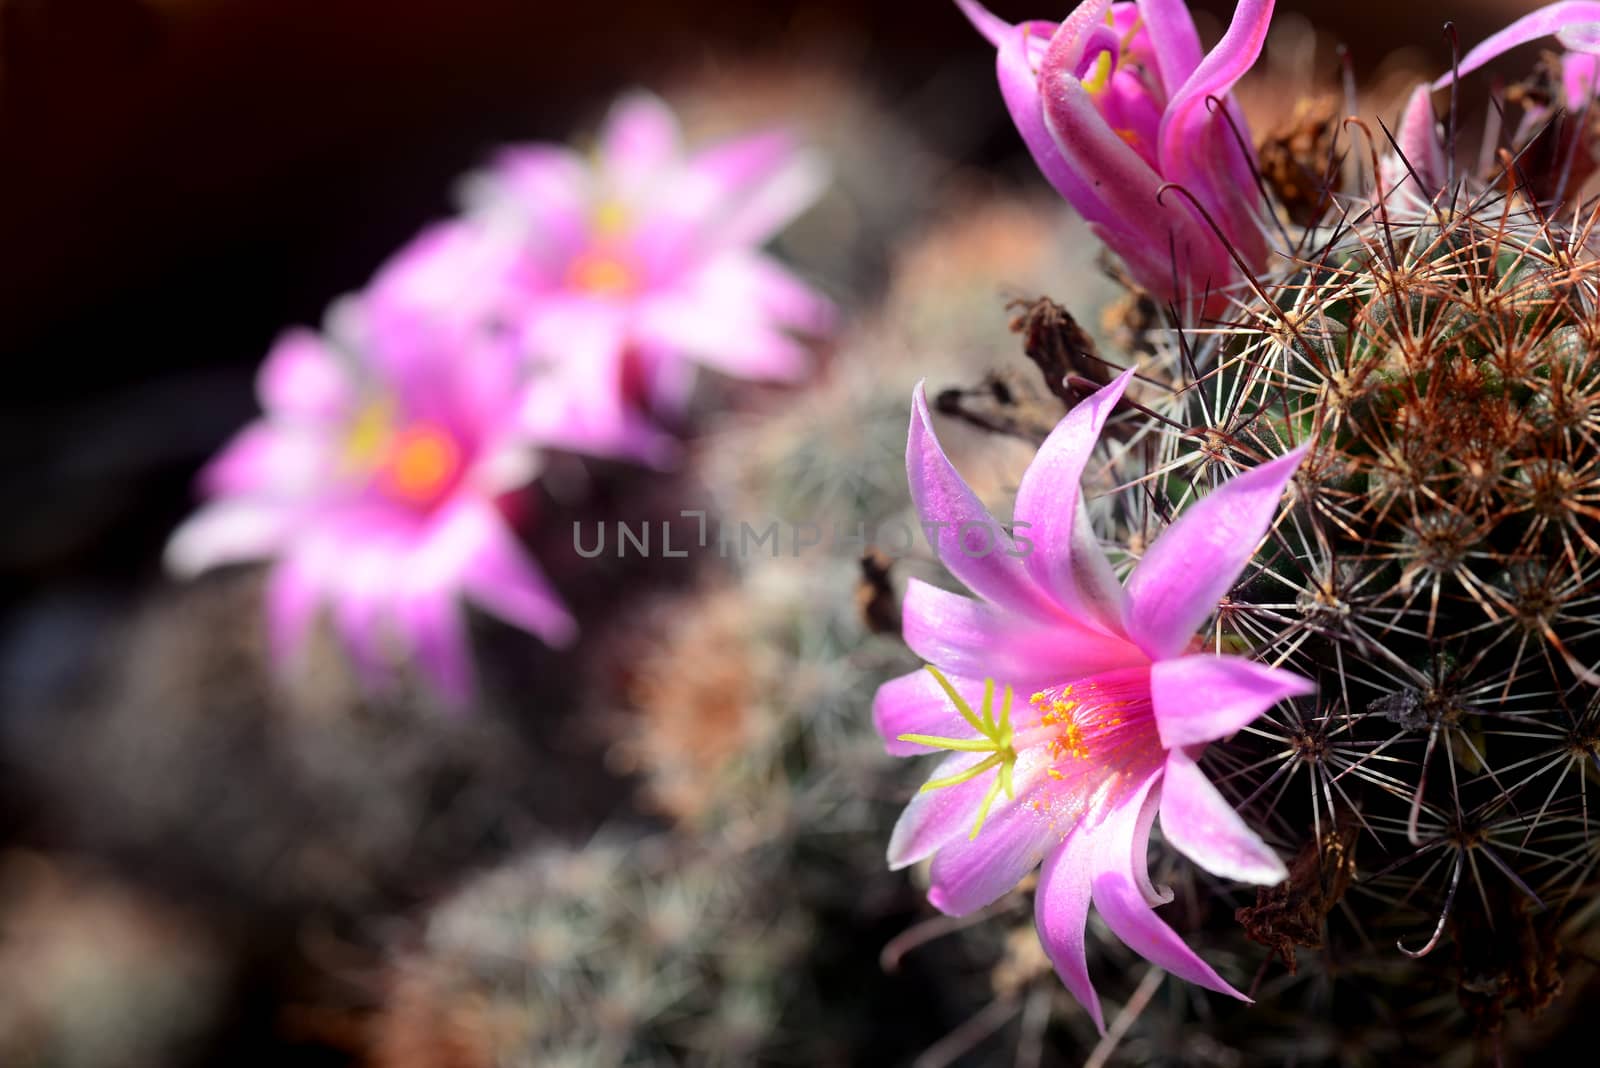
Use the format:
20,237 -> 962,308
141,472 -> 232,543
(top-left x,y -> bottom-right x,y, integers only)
0,0 -> 1554,627
0,1 -> 1575,1065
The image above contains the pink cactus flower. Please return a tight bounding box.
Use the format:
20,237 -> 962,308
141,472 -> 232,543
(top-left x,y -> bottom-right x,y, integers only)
956,0 -> 1274,308
369,91 -> 835,467
1558,49 -> 1600,110
364,218 -> 683,466
165,308 -> 575,703
873,370 -> 1312,1030
1377,86 -> 1448,208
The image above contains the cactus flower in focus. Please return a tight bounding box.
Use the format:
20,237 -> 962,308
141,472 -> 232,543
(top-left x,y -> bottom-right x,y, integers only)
370,91 -> 835,467
873,371 -> 1311,1030
956,0 -> 1273,308
166,309 -> 575,703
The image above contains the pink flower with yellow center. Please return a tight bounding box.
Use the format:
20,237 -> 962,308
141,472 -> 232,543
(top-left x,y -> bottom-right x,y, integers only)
875,370 -> 1313,1029
165,307 -> 574,703
368,91 -> 835,467
957,0 -> 1274,308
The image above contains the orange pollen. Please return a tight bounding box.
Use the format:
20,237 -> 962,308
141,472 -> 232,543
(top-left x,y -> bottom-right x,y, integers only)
566,248 -> 638,296
385,424 -> 460,503
1032,691 -> 1093,762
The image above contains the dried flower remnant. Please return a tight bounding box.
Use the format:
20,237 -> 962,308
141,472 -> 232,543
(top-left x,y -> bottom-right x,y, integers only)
873,371 -> 1311,1030
956,0 -> 1275,307
166,310 -> 574,703
370,91 -> 836,466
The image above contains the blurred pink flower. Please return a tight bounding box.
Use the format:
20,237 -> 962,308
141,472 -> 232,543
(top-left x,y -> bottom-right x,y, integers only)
873,371 -> 1311,1030
1380,2 -> 1600,207
369,91 -> 835,467
1559,50 -> 1600,110
1444,2 -> 1600,87
166,309 -> 574,703
1442,3 -> 1600,150
957,0 -> 1273,308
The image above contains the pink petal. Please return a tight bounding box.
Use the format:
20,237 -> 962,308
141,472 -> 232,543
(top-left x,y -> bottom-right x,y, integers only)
1089,772 -> 1249,1000
692,134 -> 828,251
634,290 -> 811,381
412,498 -> 576,648
1033,827 -> 1105,1033
1123,446 -> 1307,659
265,555 -> 323,667
367,219 -> 519,334
907,384 -> 1057,620
329,539 -> 406,689
448,337 -> 529,456
925,750 -> 1057,915
697,251 -> 834,335
1150,653 -> 1315,749
1155,0 -> 1273,272
200,422 -> 324,498
600,91 -> 683,190
460,528 -> 576,649
888,750 -> 1004,870
473,144 -> 591,261
953,0 -> 1010,47
872,668 -> 987,756
633,252 -> 830,378
396,589 -> 476,707
1012,369 -> 1134,632
956,2 -> 1119,231
1160,749 -> 1288,884
520,301 -> 679,465
1040,67 -> 1228,298
1379,85 -> 1445,203
1133,0 -> 1203,94
164,501 -> 291,578
1438,2 -> 1600,85
1562,21 -> 1600,51
1045,0 -> 1115,74
901,579 -> 1147,691
257,329 -> 352,422
1565,51 -> 1600,107
1125,768 -> 1176,908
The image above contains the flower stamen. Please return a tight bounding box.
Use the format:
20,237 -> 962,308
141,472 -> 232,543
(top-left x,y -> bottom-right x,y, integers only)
1083,49 -> 1115,94
899,666 -> 1018,840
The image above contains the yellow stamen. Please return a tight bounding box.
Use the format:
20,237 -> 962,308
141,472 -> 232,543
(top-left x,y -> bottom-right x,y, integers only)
921,752 -> 1004,791
343,397 -> 395,472
899,666 -> 1018,840
1120,15 -> 1143,50
1083,49 -> 1114,95
1033,689 -> 1093,762
592,198 -> 630,237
